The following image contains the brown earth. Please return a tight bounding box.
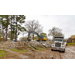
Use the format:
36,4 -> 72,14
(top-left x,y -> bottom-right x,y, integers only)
0,41 -> 75,59
0,51 -> 21,59
1,46 -> 75,59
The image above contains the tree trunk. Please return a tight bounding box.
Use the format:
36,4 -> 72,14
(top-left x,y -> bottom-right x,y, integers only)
2,17 -> 4,41
11,16 -> 12,40
2,25 -> 4,41
6,26 -> 8,41
15,26 -> 17,42
15,15 -> 17,42
6,15 -> 8,41
33,34 -> 34,40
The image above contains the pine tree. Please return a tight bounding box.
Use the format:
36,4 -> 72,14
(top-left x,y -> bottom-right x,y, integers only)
0,15 -> 26,41
4,15 -> 10,41
0,15 -> 6,41
14,15 -> 26,42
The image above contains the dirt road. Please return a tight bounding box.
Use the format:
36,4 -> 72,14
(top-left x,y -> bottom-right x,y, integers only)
20,46 -> 75,59
22,46 -> 75,59
60,46 -> 75,59
0,46 -> 75,59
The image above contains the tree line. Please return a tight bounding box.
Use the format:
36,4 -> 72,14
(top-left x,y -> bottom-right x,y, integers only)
0,15 -> 26,42
20,20 -> 64,41
0,15 -> 64,41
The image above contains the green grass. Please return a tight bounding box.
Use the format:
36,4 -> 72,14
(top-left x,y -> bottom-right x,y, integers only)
68,43 -> 75,45
10,48 -> 30,53
0,50 -> 7,58
67,43 -> 75,46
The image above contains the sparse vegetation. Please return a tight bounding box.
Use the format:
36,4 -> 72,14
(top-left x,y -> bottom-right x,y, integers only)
35,46 -> 45,51
0,50 -> 8,58
10,48 -> 30,53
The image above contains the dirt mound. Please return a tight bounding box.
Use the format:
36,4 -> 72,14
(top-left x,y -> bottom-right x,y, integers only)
27,40 -> 51,47
0,40 -> 51,50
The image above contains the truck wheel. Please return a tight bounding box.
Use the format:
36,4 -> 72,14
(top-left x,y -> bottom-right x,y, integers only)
51,49 -> 53,51
62,49 -> 65,53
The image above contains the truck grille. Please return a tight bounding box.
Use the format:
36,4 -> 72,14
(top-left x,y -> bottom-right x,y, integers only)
55,43 -> 61,47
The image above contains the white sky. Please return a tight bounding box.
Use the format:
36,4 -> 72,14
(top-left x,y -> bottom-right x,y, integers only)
18,15 -> 75,40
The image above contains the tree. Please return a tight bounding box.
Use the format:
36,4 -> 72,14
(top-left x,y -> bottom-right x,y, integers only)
48,27 -> 64,40
34,36 -> 38,40
40,33 -> 47,38
0,15 -> 26,41
0,30 -> 2,36
7,31 -> 15,40
67,35 -> 75,43
69,35 -> 75,43
0,30 -> 5,38
19,36 -> 28,41
25,20 -> 43,40
4,15 -> 10,41
9,15 -> 15,40
0,15 -> 6,41
70,35 -> 75,38
14,15 -> 26,42
0,15 -> 10,41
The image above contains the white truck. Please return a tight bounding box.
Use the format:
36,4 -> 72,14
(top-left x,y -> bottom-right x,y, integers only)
51,36 -> 66,53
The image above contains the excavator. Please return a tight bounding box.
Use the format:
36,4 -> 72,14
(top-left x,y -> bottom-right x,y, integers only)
27,31 -> 47,41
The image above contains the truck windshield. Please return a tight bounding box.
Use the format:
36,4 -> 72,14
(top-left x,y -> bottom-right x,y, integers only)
55,39 -> 62,42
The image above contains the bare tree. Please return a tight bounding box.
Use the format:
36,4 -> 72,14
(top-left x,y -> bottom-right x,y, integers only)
25,20 -> 43,40
48,27 -> 64,40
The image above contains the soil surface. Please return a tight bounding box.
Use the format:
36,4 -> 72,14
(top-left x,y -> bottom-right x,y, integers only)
0,46 -> 75,59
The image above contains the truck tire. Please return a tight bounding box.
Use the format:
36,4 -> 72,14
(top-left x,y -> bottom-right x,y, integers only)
51,49 -> 53,51
62,49 -> 65,53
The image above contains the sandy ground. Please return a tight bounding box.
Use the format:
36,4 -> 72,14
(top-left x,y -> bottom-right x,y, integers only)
0,46 -> 75,59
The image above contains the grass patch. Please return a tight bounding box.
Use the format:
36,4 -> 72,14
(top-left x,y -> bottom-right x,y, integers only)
51,42 -> 53,44
0,50 -> 7,58
35,46 -> 45,51
67,43 -> 75,46
68,43 -> 75,44
11,48 -> 30,53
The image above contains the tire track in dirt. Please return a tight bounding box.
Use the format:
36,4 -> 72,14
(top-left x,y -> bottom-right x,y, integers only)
59,46 -> 75,59
59,53 -> 61,59
50,51 -> 60,59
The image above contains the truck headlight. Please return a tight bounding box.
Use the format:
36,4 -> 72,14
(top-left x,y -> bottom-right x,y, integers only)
62,46 -> 65,47
52,44 -> 54,47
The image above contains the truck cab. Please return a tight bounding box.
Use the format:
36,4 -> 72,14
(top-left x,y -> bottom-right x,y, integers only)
51,36 -> 66,53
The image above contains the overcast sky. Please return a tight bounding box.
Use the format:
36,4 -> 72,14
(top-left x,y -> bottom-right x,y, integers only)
18,15 -> 75,40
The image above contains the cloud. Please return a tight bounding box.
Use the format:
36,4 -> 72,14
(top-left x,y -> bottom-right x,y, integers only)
18,15 -> 75,40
